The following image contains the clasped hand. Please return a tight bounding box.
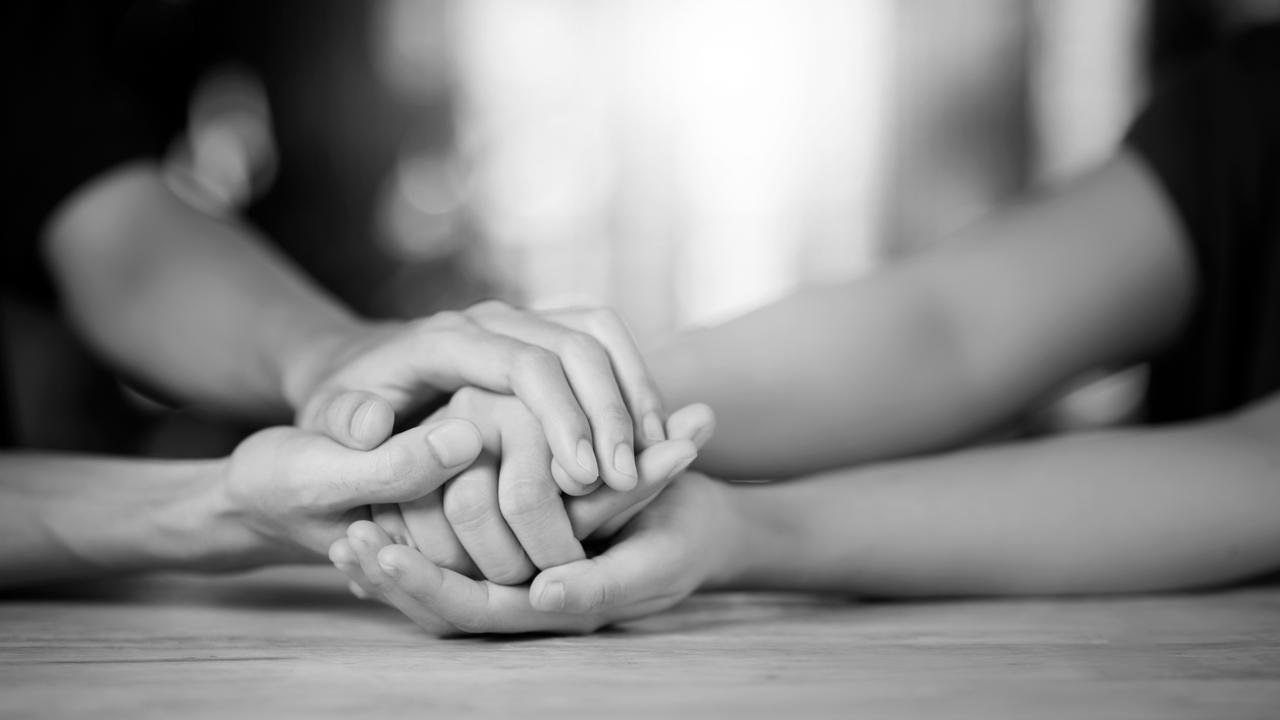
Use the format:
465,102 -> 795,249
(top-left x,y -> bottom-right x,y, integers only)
220,300 -> 722,634
331,401 -> 722,636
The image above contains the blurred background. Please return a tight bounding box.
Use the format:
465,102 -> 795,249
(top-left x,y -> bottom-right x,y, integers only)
6,0 -> 1280,455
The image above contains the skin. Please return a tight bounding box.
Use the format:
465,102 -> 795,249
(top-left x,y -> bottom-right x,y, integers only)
335,407 -> 721,630
367,393 -> 709,585
42,162 -> 665,489
2,159 -> 677,588
0,419 -> 483,589
335,149 -> 1280,635
648,150 -> 1191,478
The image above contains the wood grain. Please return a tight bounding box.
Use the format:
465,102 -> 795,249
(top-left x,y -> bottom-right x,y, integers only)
2,567 -> 1278,719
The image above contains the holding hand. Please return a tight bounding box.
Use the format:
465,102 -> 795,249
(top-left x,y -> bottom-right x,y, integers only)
325,407 -> 727,630
334,470 -> 735,635
288,302 -> 666,492
361,400 -> 712,585
218,419 -> 482,563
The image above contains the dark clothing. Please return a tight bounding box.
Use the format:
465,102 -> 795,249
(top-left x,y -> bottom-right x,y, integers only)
2,1 -> 209,302
1127,24 -> 1280,423
0,1 -> 223,449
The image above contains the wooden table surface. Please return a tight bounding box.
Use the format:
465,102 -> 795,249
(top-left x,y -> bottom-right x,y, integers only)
2,567 -> 1278,719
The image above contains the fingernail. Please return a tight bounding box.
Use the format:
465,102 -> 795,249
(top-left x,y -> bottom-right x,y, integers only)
350,399 -> 375,439
666,454 -> 696,480
329,543 -> 353,565
576,438 -> 599,479
348,581 -> 369,599
537,582 -> 565,611
378,558 -> 401,579
613,443 -> 638,489
427,421 -> 481,467
642,413 -> 665,444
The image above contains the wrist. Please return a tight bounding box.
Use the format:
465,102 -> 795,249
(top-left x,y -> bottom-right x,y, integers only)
701,480 -> 765,590
40,458 -> 273,578
176,460 -> 291,572
276,316 -> 373,413
703,480 -> 810,591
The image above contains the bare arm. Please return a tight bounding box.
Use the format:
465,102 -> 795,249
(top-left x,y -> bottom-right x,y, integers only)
41,164 -> 666,484
0,453 -> 251,587
0,419 -> 482,590
722,392 -> 1280,597
321,394 -> 1280,635
43,162 -> 357,420
652,150 -> 1193,478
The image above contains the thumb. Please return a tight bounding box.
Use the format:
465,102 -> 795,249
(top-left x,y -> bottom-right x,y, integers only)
327,419 -> 483,506
528,527 -> 677,614
566,438 -> 696,539
297,389 -> 396,450
666,403 -> 715,450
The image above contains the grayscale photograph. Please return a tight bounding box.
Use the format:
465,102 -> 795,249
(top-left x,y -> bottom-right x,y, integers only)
2,1 -> 1278,717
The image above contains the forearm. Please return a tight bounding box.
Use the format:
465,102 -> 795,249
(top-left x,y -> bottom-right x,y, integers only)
43,163 -> 360,419
0,453 -> 269,589
651,154 -> 1190,479
718,413 -> 1280,596
649,277 -> 1000,478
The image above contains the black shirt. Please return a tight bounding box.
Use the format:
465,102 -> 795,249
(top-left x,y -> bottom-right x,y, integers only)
0,1 -> 210,448
2,1 -> 208,301
1127,24 -> 1280,423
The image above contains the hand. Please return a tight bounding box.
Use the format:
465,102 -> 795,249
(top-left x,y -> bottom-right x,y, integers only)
333,471 -> 737,635
219,418 -> 482,562
366,399 -> 714,585
289,302 -> 666,492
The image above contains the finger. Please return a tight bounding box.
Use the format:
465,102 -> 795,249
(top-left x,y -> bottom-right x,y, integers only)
343,523 -> 455,634
305,419 -> 482,507
413,317 -> 601,488
552,460 -> 601,496
398,491 -> 480,577
376,544 -> 599,635
442,457 -> 537,585
467,305 -> 638,492
567,438 -> 696,540
497,414 -> 585,570
529,521 -> 691,616
297,389 -> 396,451
329,538 -> 385,603
593,419 -> 708,537
545,308 -> 668,447
348,580 -> 370,600
371,504 -> 416,548
665,403 -> 716,449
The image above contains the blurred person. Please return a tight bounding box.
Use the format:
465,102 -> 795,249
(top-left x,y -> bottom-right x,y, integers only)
0,2 -> 679,587
332,24 -> 1280,635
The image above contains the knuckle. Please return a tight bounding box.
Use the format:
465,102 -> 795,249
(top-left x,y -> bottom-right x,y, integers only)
560,332 -> 608,364
423,310 -> 470,331
512,346 -> 562,383
498,478 -> 559,525
442,483 -> 497,530
467,299 -> 512,316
